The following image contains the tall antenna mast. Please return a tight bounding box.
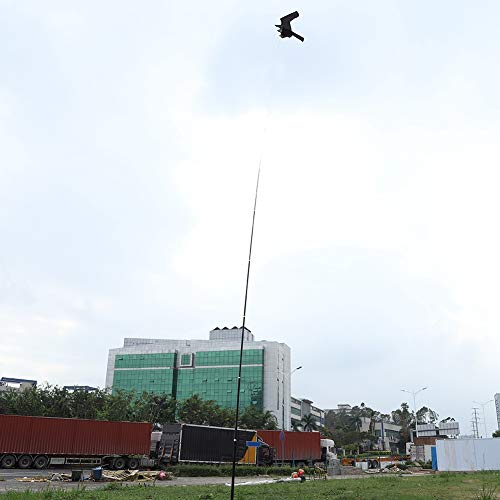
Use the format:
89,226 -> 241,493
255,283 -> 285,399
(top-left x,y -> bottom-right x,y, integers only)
230,168 -> 261,499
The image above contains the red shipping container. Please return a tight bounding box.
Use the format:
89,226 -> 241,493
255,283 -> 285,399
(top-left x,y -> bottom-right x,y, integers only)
0,415 -> 152,456
258,430 -> 321,462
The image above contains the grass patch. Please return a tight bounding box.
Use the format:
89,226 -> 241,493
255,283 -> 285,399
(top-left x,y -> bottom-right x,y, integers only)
2,472 -> 500,499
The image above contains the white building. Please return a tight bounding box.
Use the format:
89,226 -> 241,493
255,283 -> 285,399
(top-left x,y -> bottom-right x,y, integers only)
106,327 -> 292,429
0,377 -> 37,392
290,397 -> 325,429
359,417 -> 402,452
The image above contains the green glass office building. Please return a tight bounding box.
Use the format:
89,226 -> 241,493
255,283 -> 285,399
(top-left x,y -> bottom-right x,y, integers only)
106,327 -> 291,428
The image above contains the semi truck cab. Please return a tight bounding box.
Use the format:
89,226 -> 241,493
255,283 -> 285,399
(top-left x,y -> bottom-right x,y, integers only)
321,438 -> 336,461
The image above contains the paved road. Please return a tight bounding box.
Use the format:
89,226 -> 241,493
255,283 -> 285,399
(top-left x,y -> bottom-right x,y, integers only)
0,469 -> 429,494
1,469 -> 75,480
0,471 -> 275,493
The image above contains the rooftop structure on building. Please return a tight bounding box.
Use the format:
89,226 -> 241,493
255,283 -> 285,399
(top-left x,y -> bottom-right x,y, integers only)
106,327 -> 292,429
325,404 -> 352,414
63,385 -> 99,393
0,377 -> 37,392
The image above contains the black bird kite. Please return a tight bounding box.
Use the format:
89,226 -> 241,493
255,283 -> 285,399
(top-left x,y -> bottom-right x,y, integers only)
276,11 -> 304,42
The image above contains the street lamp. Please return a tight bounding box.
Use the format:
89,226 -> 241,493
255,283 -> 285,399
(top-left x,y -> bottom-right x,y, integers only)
277,365 -> 302,467
473,399 -> 494,438
401,387 -> 428,438
279,366 -> 302,431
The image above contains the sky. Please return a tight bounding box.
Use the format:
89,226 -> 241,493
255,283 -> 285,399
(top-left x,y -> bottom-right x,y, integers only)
1,0 -> 500,435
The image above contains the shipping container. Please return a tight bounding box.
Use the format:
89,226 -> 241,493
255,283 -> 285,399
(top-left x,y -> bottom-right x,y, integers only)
0,414 -> 152,469
258,430 -> 321,463
158,424 -> 271,465
180,425 -> 255,463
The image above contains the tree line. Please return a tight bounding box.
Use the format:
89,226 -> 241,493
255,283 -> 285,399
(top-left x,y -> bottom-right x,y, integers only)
324,402 -> 453,453
0,385 -> 278,430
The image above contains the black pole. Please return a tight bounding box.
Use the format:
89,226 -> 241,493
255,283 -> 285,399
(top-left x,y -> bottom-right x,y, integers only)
230,168 -> 261,499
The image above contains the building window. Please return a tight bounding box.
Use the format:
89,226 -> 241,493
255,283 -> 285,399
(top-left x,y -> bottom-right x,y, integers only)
180,354 -> 193,367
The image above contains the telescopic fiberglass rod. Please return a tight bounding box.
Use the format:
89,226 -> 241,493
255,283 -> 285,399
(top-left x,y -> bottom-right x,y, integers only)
229,167 -> 260,498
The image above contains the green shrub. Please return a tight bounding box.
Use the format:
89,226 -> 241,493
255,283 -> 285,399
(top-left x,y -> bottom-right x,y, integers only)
162,464 -> 315,477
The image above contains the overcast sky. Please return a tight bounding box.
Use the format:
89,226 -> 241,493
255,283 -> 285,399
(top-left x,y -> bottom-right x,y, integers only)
2,0 -> 500,435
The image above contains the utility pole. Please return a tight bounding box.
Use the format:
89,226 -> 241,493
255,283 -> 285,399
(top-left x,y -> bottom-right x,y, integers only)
473,400 -> 494,438
471,408 -> 480,438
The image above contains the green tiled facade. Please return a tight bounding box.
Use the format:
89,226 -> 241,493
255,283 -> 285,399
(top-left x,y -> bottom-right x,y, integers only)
176,365 -> 263,410
112,353 -> 177,395
111,349 -> 264,410
114,353 -> 176,369
112,368 -> 176,395
195,349 -> 264,367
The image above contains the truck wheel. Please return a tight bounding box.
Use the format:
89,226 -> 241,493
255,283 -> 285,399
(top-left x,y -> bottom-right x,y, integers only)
33,455 -> 49,469
17,455 -> 33,469
371,459 -> 379,469
113,457 -> 126,470
127,458 -> 140,470
1,455 -> 16,469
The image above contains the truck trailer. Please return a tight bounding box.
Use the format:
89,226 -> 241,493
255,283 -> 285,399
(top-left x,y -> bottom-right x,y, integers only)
257,430 -> 335,465
0,414 -> 152,470
0,415 -> 273,469
159,423 -> 274,466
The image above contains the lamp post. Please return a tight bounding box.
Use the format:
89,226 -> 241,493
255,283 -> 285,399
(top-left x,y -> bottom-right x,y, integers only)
401,387 -> 427,438
278,365 -> 301,466
473,399 -> 494,438
282,366 -> 302,431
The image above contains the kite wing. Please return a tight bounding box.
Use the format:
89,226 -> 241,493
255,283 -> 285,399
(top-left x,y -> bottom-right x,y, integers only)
280,11 -> 299,25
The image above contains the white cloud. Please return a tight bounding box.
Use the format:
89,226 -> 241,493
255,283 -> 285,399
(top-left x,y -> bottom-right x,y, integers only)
2,0 -> 500,431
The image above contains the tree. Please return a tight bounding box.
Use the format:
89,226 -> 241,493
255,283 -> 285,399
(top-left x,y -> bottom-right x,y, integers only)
240,406 -> 278,430
416,406 -> 439,425
440,417 -> 456,423
349,406 -> 363,432
492,430 -> 500,438
291,420 -> 302,431
391,402 -> 414,452
130,392 -> 176,424
325,409 -> 352,432
301,413 -> 318,432
360,405 -> 380,435
177,395 -> 213,425
98,390 -> 135,421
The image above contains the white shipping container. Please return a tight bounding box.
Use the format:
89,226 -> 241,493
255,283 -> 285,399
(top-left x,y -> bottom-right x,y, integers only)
439,422 -> 460,435
417,424 -> 436,432
436,439 -> 500,471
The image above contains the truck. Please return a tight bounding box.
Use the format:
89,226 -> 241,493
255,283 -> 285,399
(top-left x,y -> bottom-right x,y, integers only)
0,415 -> 273,469
257,430 -> 335,465
0,414 -> 152,470
159,423 -> 274,466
